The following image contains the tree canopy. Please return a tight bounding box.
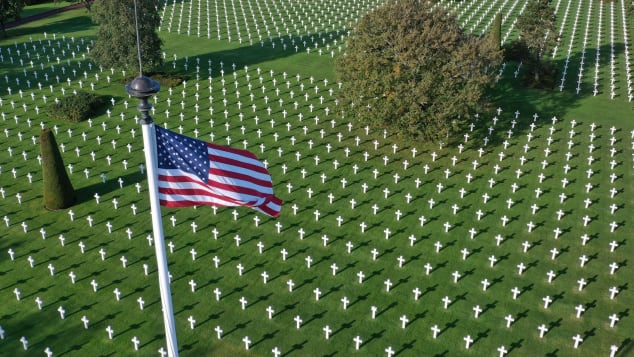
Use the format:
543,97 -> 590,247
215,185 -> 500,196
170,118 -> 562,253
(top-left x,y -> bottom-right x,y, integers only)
0,0 -> 25,38
336,0 -> 502,142
515,0 -> 557,87
90,0 -> 162,73
517,0 -> 557,61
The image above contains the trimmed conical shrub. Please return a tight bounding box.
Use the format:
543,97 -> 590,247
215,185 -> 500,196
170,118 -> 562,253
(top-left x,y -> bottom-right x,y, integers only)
41,128 -> 76,209
491,12 -> 502,49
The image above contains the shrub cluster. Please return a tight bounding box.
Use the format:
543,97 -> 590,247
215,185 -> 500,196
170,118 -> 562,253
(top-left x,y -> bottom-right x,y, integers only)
150,72 -> 185,88
503,40 -> 530,62
47,91 -> 106,122
121,72 -> 186,89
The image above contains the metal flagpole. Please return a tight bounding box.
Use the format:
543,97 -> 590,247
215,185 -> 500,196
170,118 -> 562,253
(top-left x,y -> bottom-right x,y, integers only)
127,77 -> 180,357
126,0 -> 179,355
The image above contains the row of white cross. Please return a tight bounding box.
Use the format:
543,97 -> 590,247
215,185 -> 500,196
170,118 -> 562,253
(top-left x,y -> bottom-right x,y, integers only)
157,0 -> 382,51
0,28 -> 631,356
0,104 -> 614,354
554,0 -> 632,99
437,0 -> 633,99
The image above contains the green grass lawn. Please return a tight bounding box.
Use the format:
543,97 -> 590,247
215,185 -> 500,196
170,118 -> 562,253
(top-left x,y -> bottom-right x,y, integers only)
0,1 -> 632,356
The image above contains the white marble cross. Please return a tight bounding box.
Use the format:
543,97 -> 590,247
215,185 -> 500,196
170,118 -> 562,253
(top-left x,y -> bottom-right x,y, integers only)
464,335 -> 473,349
431,325 -> 440,339
323,325 -> 331,339
400,315 -> 409,329
20,336 -> 28,350
57,306 -> 66,319
242,336 -> 251,350
106,326 -> 114,339
473,305 -> 482,318
81,315 -> 89,329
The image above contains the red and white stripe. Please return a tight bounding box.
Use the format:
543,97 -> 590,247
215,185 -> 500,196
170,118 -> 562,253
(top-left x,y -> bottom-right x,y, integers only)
157,140 -> 282,217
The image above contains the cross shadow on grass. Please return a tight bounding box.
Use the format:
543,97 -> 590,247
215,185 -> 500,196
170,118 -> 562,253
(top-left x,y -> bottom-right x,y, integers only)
198,277 -> 221,290
251,329 -> 280,349
364,268 -> 383,284
20,283 -> 54,300
473,329 -> 490,346
275,302 -> 298,318
376,301 -> 398,318
140,333 -> 168,349
619,338 -> 633,356
286,339 -> 309,356
198,310 -> 224,327
170,268 -> 200,284
320,284 -> 342,300
508,339 -> 524,354
176,301 -> 199,315
66,302 -> 99,319
489,275 -> 505,290
303,310 -> 327,327
481,300 -> 498,316
295,276 -> 316,291
268,268 -> 292,284
0,277 -> 31,292
93,311 -> 122,326
396,339 -> 417,356
223,320 -> 251,337
548,318 -> 563,331
363,328 -> 387,348
410,310 -> 428,327
223,284 -> 249,300
331,320 -> 355,338
249,292 -> 273,308
438,319 -> 458,337
348,293 -> 369,309
118,284 -> 149,300
116,320 -> 146,337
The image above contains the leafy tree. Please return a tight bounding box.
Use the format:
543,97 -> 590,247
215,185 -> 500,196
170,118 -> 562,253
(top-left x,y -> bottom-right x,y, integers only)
516,0 -> 557,87
90,0 -> 162,73
0,0 -> 25,38
336,0 -> 502,141
41,129 -> 76,210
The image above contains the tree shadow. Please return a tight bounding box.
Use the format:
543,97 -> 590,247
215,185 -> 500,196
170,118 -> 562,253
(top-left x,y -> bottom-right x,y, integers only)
73,171 -> 145,205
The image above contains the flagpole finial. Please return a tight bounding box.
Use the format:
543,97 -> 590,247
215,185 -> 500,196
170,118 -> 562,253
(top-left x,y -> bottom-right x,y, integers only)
126,76 -> 160,124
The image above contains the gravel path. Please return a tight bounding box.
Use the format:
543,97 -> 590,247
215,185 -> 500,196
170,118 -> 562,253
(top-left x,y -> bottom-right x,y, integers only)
4,1 -> 91,30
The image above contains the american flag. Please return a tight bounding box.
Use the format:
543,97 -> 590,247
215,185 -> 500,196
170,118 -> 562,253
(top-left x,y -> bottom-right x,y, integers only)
155,125 -> 282,217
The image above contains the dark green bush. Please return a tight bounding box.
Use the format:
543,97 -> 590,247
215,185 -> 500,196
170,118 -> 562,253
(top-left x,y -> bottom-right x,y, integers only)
503,40 -> 530,62
150,72 -> 186,88
47,91 -> 107,122
122,72 -> 186,88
